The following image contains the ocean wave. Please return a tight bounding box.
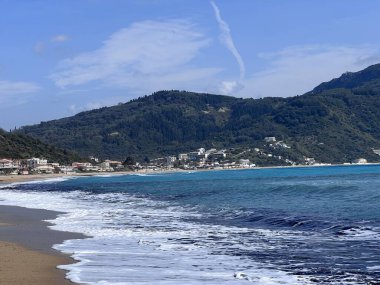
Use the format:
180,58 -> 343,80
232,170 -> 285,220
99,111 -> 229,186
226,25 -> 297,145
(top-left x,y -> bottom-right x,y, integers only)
0,171 -> 379,284
0,187 -> 314,284
335,226 -> 380,241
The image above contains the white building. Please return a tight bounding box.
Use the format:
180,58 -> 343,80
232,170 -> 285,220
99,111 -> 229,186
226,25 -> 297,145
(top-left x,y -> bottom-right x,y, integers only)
208,150 -> 226,160
353,158 -> 368,164
27,158 -> 48,169
100,161 -> 113,171
264,137 -> 276,143
35,164 -> 54,174
0,159 -> 14,169
166,156 -> 177,166
178,153 -> 188,161
275,141 -> 291,149
239,159 -> 250,167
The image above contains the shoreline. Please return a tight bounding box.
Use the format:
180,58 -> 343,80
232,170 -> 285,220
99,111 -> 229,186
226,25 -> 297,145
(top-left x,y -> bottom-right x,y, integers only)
1,162 -> 380,185
0,205 -> 86,285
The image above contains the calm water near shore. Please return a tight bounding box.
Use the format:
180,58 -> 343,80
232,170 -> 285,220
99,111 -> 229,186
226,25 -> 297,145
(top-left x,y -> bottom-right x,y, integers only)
0,165 -> 379,284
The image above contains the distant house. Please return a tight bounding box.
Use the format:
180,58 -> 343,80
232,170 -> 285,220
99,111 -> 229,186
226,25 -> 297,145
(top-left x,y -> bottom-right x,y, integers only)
72,162 -> 92,168
60,166 -> 74,173
165,156 -> 177,167
72,162 -> 98,172
208,150 -> 226,161
27,158 -> 48,170
0,159 -> 14,169
100,161 -> 112,171
178,153 -> 188,161
89,156 -> 99,163
106,160 -> 123,169
353,158 -> 368,164
188,152 -> 200,161
304,157 -> 316,165
35,164 -> 54,174
100,160 -> 123,171
239,159 -> 250,167
275,141 -> 291,149
0,159 -> 18,174
264,137 -> 276,143
373,149 -> 380,156
205,148 -> 217,159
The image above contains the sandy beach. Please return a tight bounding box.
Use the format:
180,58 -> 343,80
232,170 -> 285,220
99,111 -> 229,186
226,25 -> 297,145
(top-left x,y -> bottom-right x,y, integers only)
0,205 -> 85,285
0,172 -> 98,184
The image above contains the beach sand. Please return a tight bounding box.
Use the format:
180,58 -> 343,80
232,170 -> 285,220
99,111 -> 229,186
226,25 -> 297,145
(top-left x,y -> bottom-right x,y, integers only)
0,205 -> 85,285
0,173 -> 94,184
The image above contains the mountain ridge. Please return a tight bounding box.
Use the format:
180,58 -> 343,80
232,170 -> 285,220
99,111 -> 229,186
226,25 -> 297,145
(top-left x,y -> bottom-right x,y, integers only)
17,64 -> 380,165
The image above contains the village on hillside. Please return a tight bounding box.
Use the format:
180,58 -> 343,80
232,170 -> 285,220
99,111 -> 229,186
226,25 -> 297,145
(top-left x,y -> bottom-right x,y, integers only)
1,137 -> 377,176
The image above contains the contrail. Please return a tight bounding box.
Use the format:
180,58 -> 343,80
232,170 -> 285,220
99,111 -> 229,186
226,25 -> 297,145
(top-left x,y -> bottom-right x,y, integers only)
210,0 -> 245,80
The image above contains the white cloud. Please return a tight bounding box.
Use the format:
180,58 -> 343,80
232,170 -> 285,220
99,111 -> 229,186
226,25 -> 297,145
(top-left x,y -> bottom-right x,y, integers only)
51,20 -> 221,93
0,80 -> 40,95
218,80 -> 244,95
210,1 -> 245,80
0,80 -> 40,105
51,34 -> 70,42
210,1 -> 245,95
239,45 -> 380,98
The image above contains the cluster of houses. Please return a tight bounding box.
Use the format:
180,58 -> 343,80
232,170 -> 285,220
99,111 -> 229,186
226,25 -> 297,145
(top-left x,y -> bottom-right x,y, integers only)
0,158 -> 57,175
0,150 -> 254,175
0,157 -> 125,175
1,136 -> 377,176
149,147 -> 256,171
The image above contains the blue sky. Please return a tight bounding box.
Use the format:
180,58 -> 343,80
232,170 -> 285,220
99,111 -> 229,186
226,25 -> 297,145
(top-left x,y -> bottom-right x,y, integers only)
1,0 -> 380,129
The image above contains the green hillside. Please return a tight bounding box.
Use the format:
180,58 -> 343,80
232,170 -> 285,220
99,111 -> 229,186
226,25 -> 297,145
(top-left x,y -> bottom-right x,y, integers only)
0,129 -> 83,164
17,64 -> 380,164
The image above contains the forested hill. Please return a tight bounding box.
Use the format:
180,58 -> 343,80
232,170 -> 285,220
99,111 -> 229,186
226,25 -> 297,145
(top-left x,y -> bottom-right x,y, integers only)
17,64 -> 380,164
0,129 -> 83,164
311,63 -> 380,93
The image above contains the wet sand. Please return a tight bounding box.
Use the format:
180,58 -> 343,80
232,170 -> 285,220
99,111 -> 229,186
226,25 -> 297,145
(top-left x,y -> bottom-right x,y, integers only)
0,205 -> 86,285
0,172 -> 96,184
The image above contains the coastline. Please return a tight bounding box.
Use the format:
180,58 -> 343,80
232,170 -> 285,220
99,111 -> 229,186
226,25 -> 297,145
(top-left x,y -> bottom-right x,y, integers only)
0,205 -> 86,285
1,162 -> 380,185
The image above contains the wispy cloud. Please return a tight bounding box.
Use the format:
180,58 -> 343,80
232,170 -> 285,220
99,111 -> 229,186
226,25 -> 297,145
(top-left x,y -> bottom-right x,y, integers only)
51,20 -> 221,93
0,80 -> 40,95
51,34 -> 70,42
0,80 -> 40,105
34,34 -> 70,55
240,45 -> 380,98
69,101 -> 103,114
210,1 -> 245,95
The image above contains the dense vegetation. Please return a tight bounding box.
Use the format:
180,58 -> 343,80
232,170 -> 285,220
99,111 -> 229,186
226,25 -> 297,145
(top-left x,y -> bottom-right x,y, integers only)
17,64 -> 380,164
0,129 -> 83,164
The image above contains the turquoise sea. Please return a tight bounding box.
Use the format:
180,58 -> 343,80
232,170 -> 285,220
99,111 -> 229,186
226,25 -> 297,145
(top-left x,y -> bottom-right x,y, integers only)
1,165 -> 379,284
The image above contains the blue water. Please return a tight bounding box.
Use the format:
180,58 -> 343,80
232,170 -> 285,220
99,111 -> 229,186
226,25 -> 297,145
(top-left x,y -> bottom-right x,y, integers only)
1,165 -> 380,284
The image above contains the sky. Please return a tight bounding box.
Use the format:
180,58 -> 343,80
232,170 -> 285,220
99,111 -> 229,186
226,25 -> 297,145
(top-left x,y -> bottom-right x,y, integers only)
1,0 -> 380,130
